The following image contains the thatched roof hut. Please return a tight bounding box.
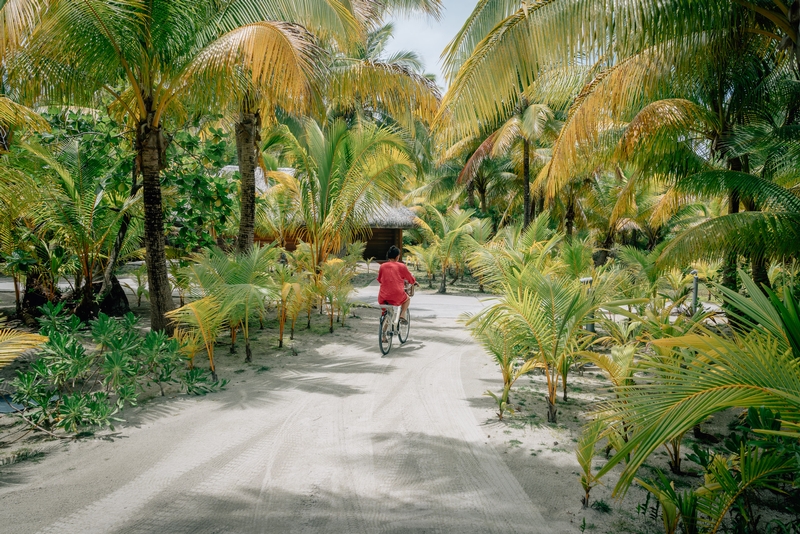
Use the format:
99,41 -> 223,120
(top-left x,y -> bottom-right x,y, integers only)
361,203 -> 418,261
220,165 -> 418,260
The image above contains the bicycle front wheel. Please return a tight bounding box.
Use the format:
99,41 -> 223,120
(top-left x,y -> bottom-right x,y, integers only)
398,310 -> 410,344
379,312 -> 393,355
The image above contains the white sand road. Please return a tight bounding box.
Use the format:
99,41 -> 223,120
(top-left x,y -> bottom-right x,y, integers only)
0,289 -> 560,534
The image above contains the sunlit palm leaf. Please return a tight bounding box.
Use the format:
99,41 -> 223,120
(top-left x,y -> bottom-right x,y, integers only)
0,329 -> 47,369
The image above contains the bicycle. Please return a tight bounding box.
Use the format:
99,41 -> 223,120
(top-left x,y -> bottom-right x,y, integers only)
378,282 -> 416,355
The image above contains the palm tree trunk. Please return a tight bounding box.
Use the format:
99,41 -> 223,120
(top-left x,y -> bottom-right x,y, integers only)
565,197 -> 575,242
722,158 -> 742,291
743,197 -> 772,293
12,274 -> 21,316
235,108 -> 260,254
546,396 -> 557,423
438,264 -> 447,293
138,119 -> 174,334
99,158 -> 140,300
523,139 -> 531,228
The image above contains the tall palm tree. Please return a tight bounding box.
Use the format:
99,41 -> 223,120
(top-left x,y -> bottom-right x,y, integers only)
228,1 -> 441,254
456,101 -> 560,226
22,0 -> 327,332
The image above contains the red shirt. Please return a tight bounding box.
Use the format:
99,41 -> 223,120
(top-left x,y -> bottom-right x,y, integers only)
377,261 -> 416,306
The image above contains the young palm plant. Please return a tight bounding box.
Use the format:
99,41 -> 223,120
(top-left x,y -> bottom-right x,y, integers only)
473,327 -> 540,420
184,245 -> 279,363
417,207 -> 480,294
468,267 -> 613,423
596,272 -> 800,497
0,140 -> 138,319
266,118 -> 414,273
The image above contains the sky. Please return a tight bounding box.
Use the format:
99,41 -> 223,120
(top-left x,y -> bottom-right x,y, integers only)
383,0 -> 476,88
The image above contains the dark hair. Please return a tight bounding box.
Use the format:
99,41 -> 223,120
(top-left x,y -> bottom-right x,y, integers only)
387,245 -> 401,260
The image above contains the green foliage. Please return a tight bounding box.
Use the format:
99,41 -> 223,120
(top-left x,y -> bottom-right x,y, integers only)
577,420 -> 604,508
164,128 -> 237,253
8,304 -> 210,435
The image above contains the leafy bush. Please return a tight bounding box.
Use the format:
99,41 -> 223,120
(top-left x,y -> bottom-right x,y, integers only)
9,304 -> 221,435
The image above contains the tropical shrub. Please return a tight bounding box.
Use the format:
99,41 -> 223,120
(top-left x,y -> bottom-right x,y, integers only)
7,303 -> 213,435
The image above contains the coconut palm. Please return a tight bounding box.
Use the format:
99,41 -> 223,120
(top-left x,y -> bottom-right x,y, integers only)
596,272 -> 800,496
456,102 -> 560,226
21,0 -> 330,332
166,296 -> 224,381
0,0 -> 49,152
406,244 -> 439,288
468,265 -> 615,423
474,326 -> 541,420
417,207 -> 481,293
184,245 -> 279,363
265,118 -> 414,273
0,140 -> 139,319
272,263 -> 300,348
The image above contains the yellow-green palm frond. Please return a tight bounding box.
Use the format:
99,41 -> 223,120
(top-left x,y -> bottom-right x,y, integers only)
327,60 -> 441,126
166,295 -> 224,371
616,98 -> 718,162
0,96 -> 49,136
185,21 -> 317,115
545,46 -> 688,199
440,0 -> 521,84
659,212 -> 800,267
0,327 -> 47,369
0,0 -> 44,61
597,327 -> 800,495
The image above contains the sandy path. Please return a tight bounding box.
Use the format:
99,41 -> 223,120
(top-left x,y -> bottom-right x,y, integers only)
0,294 -> 553,533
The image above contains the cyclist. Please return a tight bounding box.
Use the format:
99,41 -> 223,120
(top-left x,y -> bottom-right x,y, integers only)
377,245 -> 416,328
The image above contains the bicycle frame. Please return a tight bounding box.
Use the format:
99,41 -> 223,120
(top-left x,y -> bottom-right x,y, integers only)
381,305 -> 402,330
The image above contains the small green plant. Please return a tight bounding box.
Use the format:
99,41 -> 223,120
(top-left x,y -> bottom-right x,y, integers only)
9,305 -> 205,435
590,499 -> 611,514
577,420 -> 604,508
181,368 -> 228,395
121,264 -> 149,306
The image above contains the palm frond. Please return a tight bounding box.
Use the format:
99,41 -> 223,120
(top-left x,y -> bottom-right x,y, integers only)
0,328 -> 47,369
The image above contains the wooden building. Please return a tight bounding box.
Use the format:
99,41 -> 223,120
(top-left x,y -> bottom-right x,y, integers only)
360,203 -> 418,262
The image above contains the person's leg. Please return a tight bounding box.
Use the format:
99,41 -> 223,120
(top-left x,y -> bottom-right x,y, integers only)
400,295 -> 410,321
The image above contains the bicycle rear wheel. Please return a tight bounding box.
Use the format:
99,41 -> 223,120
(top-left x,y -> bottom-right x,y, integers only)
379,311 -> 393,355
398,310 -> 411,344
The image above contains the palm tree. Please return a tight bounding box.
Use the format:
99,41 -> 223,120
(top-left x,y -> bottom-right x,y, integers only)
406,244 -> 439,288
0,0 -> 48,152
456,102 -> 560,226
184,245 -> 279,363
0,140 -> 138,319
23,0 -> 327,332
596,272 -> 800,497
468,267 -> 609,423
417,207 -> 480,293
264,118 -> 414,273
474,326 -> 541,420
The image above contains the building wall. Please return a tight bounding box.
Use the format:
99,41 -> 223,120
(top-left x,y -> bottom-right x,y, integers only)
363,228 -> 402,262
256,228 -> 404,261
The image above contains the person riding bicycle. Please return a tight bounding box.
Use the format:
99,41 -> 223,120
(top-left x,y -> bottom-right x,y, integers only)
377,245 -> 416,325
